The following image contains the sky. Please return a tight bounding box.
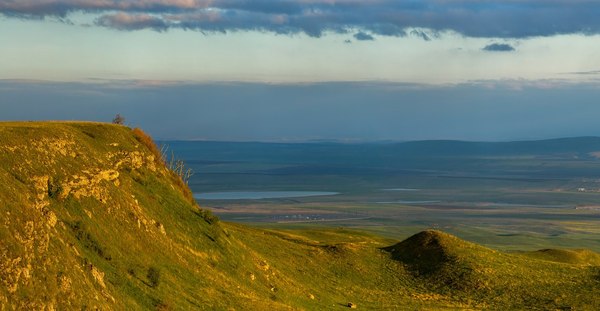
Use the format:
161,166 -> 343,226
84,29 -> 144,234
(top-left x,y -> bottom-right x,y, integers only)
2,0 -> 600,141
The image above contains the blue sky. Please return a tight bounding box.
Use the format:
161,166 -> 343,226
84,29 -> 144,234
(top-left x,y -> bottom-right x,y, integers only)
1,0 -> 600,141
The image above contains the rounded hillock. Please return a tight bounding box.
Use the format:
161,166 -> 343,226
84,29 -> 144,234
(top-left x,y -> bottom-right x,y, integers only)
384,230 -> 472,269
527,249 -> 600,265
383,230 -> 491,290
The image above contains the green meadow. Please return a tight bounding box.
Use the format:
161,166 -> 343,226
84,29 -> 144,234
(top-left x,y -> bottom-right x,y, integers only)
1,122 -> 599,309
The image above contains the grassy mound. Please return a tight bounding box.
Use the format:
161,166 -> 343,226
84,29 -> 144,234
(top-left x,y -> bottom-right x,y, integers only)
521,248 -> 600,265
383,229 -> 485,272
383,230 -> 491,291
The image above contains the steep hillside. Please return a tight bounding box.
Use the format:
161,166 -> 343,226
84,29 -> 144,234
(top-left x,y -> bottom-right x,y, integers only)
1,122 -> 599,310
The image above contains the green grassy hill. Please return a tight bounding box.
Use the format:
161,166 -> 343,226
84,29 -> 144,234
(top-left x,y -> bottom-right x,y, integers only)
1,122 -> 599,310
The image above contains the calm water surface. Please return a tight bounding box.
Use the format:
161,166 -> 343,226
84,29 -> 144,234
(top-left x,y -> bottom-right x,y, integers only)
194,191 -> 339,200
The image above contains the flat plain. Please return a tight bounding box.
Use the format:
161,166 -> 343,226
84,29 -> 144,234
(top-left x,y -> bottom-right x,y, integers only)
166,138 -> 600,252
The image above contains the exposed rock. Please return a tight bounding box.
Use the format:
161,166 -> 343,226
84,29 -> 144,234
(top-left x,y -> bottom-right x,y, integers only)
259,260 -> 270,271
44,209 -> 58,228
1,256 -> 22,293
58,275 -> 72,293
32,175 -> 50,203
32,137 -> 76,159
91,266 -> 106,288
0,124 -> 196,308
60,169 -> 119,203
154,221 -> 166,235
110,151 -> 156,172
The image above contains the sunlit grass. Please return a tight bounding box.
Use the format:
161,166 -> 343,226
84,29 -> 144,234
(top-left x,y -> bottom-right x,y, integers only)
1,122 -> 599,310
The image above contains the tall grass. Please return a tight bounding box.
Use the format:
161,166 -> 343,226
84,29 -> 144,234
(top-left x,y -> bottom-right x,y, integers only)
160,147 -> 193,186
132,128 -> 163,165
132,128 -> 195,204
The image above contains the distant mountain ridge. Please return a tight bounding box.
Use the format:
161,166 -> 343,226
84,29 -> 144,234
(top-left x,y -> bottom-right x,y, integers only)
393,136 -> 600,156
163,136 -> 600,164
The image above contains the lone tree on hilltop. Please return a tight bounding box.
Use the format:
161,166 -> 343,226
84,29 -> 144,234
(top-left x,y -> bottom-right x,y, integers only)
112,114 -> 125,125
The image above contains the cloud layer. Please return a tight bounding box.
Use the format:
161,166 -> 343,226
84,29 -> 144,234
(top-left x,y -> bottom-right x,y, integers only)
2,1 -> 600,39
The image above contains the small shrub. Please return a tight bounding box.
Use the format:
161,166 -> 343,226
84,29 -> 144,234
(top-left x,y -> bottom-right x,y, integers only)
68,221 -> 112,261
197,208 -> 219,225
112,114 -> 125,125
127,268 -> 136,277
47,178 -> 63,199
10,171 -> 26,184
147,267 -> 160,288
153,299 -> 171,311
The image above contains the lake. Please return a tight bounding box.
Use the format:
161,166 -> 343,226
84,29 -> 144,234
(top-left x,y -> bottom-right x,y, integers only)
194,191 -> 339,200
376,200 -> 441,204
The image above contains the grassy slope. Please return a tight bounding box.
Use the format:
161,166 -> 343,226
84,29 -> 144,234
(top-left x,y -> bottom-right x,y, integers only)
0,122 -> 598,310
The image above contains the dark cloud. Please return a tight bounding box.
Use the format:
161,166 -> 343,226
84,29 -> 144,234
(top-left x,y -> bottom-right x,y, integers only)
410,30 -> 430,41
483,43 -> 516,52
2,1 -> 600,38
96,13 -> 168,32
353,32 -> 374,41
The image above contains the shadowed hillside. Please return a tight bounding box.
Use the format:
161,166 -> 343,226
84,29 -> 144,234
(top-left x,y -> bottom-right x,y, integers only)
1,122 -> 599,310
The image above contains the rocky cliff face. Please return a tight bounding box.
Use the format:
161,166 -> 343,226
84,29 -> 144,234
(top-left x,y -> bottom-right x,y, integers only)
1,122 -> 345,310
0,122 -> 205,309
